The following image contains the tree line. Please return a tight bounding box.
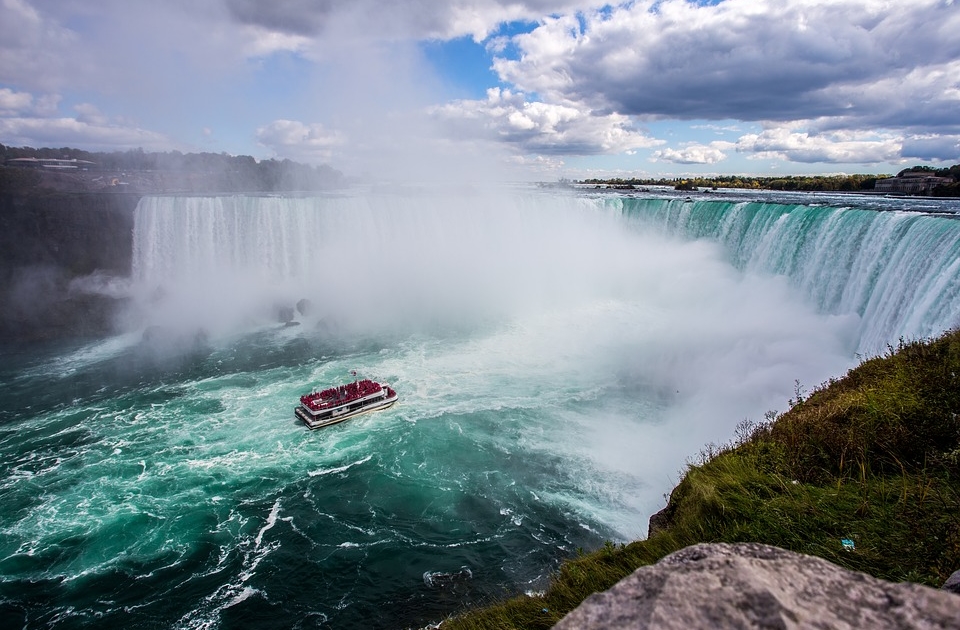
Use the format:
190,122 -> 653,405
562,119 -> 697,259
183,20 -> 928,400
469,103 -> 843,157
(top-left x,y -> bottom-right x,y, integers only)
581,164 -> 960,196
0,144 -> 345,192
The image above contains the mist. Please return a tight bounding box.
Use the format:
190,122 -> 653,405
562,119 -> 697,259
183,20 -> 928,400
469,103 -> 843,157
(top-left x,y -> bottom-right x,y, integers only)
125,188 -> 859,535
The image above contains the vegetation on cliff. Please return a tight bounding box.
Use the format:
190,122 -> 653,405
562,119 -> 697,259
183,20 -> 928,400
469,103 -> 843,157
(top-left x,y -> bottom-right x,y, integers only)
581,163 -> 960,195
0,191 -> 138,342
444,330 -> 960,629
0,143 -> 351,343
0,143 -> 345,193
583,173 -> 887,192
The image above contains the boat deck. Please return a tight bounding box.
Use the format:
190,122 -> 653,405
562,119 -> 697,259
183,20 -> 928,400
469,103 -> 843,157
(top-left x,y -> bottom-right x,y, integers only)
296,380 -> 398,429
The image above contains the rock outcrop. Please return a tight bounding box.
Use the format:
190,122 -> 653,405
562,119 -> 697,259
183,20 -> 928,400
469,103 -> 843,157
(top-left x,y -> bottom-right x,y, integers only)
0,191 -> 139,341
943,569 -> 960,595
646,503 -> 674,538
553,543 -> 960,629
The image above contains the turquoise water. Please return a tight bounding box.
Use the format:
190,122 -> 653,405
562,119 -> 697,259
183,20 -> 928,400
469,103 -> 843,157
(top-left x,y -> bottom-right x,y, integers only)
2,188 -> 959,628
612,194 -> 960,354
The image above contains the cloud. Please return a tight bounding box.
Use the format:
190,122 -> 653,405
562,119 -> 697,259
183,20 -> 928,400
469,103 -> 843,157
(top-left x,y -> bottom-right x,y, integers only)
0,1 -> 279,95
0,85 -> 62,122
239,25 -> 313,57
73,103 -> 109,126
432,87 -> 662,156
0,88 -> 171,150
0,87 -> 33,115
508,152 -> 567,173
0,115 -> 171,150
222,0 -> 586,42
225,0 -> 335,36
1,45 -> 167,150
809,61 -> 960,134
3,0 -> 957,169
652,142 -> 732,165
0,0 -> 86,92
255,119 -> 345,163
900,135 -> 960,162
735,126 -> 903,164
492,0 -> 960,135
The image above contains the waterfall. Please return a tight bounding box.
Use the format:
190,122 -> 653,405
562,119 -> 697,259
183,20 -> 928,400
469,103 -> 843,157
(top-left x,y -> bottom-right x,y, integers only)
131,191 -> 960,355
130,190 -> 622,333
615,197 -> 960,354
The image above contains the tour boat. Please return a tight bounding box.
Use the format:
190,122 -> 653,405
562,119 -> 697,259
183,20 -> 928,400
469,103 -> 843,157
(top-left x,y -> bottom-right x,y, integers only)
295,378 -> 398,429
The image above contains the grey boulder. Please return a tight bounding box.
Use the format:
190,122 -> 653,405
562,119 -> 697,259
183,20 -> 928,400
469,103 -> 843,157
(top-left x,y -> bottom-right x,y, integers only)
553,543 -> 960,629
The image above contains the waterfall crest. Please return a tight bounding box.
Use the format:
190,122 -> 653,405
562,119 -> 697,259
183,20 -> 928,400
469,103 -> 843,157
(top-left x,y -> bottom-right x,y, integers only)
132,192 -> 960,355
615,197 -> 960,354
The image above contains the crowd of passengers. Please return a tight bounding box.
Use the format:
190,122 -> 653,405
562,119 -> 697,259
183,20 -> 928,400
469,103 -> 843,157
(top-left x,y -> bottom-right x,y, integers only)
300,379 -> 382,409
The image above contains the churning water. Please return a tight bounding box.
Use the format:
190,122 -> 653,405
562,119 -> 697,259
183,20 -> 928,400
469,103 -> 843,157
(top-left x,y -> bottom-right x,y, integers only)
2,187 -> 959,628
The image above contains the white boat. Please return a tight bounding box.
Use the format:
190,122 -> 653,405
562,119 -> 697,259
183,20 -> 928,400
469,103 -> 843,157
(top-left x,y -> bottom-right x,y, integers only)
295,378 -> 398,429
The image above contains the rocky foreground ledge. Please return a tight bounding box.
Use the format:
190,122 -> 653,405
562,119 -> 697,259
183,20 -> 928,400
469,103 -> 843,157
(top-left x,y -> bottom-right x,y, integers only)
553,543 -> 960,629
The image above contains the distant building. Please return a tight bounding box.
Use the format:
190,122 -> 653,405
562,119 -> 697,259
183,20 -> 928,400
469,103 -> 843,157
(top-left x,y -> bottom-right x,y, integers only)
874,171 -> 953,195
5,157 -> 97,170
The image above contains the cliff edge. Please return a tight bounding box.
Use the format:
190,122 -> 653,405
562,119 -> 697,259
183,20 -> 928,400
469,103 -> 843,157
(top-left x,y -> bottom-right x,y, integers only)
0,190 -> 138,342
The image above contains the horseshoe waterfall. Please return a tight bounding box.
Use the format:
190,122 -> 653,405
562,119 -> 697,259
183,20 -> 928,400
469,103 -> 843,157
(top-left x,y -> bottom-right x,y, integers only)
2,188 -> 959,629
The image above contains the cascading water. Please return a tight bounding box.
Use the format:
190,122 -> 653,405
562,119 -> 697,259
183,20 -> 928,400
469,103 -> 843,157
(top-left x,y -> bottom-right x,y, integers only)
611,196 -> 960,355
2,187 -> 959,629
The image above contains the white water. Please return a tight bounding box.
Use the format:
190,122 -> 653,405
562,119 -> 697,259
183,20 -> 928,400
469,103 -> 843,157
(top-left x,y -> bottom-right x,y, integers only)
128,188 -> 873,534
614,194 -> 960,355
6,187 -> 959,628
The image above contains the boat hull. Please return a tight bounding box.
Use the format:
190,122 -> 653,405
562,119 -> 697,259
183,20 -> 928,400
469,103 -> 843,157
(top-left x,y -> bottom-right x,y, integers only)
295,391 -> 398,430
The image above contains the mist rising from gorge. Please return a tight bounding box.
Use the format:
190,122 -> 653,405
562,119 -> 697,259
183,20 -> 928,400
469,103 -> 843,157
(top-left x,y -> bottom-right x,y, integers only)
126,189 -> 864,530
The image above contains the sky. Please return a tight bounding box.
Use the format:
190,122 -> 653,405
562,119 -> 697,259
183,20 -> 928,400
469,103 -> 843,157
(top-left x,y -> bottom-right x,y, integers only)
1,0 -> 958,181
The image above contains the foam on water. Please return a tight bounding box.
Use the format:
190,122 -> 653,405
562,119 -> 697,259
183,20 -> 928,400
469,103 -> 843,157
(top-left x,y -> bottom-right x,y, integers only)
3,188 -> 960,628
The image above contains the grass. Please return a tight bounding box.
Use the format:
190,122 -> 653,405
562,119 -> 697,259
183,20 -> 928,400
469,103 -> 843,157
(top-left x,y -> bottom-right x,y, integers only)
440,332 -> 960,629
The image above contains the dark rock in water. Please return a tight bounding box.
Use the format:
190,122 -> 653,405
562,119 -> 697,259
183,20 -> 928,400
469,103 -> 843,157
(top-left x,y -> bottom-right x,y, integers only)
943,569 -> 960,594
552,543 -> 960,629
316,316 -> 339,334
283,321 -> 301,328
296,298 -> 313,317
276,305 -> 295,323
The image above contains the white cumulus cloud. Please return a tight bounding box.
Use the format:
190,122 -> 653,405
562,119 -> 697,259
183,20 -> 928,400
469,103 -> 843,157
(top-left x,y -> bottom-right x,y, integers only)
256,119 -> 345,163
432,87 -> 662,156
653,143 -> 732,165
489,0 -> 960,164
0,115 -> 171,150
735,126 -> 903,164
3,0 -> 958,169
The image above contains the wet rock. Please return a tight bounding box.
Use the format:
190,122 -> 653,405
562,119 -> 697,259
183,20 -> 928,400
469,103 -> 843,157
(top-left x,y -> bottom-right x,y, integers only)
316,316 -> 339,334
553,543 -> 960,629
276,305 -> 295,323
296,298 -> 313,317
